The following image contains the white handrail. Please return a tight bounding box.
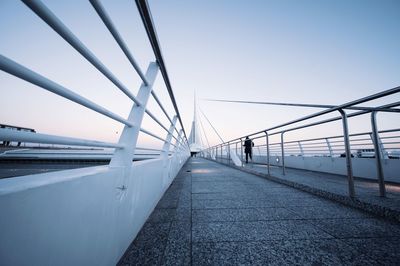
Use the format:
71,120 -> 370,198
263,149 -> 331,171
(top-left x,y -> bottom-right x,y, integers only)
21,0 -> 142,106
0,128 -> 123,149
0,55 -> 134,127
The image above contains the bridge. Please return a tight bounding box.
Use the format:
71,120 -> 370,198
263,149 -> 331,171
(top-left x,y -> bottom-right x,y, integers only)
1,0 -> 400,265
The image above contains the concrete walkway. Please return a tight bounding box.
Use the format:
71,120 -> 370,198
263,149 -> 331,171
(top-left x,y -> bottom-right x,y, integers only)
119,158 -> 400,265
228,160 -> 400,220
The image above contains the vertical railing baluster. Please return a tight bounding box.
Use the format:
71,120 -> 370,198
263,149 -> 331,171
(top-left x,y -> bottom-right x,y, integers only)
265,131 -> 270,175
161,116 -> 178,159
325,138 -> 334,159
110,62 -> 159,167
240,138 -> 243,167
298,141 -> 304,156
371,111 -> 386,197
228,142 -> 231,165
281,132 -> 286,175
339,109 -> 355,198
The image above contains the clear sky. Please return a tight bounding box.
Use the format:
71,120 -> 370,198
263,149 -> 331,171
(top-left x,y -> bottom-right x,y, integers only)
1,0 -> 399,149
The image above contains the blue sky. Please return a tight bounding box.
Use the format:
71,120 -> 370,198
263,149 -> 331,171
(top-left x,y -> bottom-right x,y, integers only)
1,0 -> 399,148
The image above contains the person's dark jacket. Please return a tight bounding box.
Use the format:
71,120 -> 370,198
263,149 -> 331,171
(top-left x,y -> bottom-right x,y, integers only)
244,138 -> 254,153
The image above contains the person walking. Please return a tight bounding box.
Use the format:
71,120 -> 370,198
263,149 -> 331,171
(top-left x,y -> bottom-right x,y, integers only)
244,136 -> 254,163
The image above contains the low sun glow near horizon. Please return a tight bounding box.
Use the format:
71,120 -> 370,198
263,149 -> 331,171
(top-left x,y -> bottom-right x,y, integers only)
1,0 -> 399,149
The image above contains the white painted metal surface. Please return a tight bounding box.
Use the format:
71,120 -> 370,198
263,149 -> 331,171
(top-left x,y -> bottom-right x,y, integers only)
0,153 -> 189,266
0,2 -> 191,265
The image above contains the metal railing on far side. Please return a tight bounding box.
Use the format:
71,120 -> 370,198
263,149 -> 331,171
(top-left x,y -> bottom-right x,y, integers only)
202,86 -> 400,198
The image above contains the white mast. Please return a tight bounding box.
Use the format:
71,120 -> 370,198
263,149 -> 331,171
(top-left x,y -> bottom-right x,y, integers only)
189,90 -> 202,152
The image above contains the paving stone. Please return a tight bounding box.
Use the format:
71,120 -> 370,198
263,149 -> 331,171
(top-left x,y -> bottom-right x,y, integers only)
309,218 -> 400,238
287,205 -> 372,219
120,158 -> 400,265
148,208 -> 176,223
175,206 -> 191,223
156,197 -> 179,209
192,207 -> 301,223
192,198 -> 278,209
119,222 -> 170,265
342,237 -> 400,265
162,222 -> 191,266
191,190 -> 312,200
192,239 -> 377,266
192,220 -> 333,242
247,164 -> 400,218
192,196 -> 339,209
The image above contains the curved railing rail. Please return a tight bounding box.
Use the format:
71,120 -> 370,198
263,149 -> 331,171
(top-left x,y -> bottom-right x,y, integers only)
0,1 -> 190,265
0,0 -> 190,165
201,87 -> 400,198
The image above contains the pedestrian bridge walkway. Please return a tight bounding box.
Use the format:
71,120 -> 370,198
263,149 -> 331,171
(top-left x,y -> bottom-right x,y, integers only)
119,158 -> 400,265
217,158 -> 400,219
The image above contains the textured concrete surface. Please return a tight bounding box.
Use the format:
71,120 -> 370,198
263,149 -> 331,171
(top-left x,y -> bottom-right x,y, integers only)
217,158 -> 400,221
119,158 -> 400,265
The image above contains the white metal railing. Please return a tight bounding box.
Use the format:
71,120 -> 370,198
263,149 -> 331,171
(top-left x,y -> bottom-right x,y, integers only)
255,128 -> 400,159
0,0 -> 190,164
202,87 -> 400,198
0,1 -> 190,265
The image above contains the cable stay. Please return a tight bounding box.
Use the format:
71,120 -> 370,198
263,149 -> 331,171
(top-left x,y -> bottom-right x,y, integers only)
205,99 -> 400,113
198,112 -> 210,149
199,107 -> 224,143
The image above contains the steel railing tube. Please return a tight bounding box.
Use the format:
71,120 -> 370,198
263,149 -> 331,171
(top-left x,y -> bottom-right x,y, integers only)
281,132 -> 286,175
265,131 -> 270,175
151,91 -> 174,126
89,0 -> 150,86
139,128 -> 165,142
371,111 -> 386,197
136,0 -> 189,143
221,144 -> 223,163
220,87 -> 400,145
339,109 -> 356,198
0,54 -> 134,127
240,138 -> 244,166
144,109 -> 170,134
21,0 -> 142,105
0,128 -> 123,149
228,142 -> 231,165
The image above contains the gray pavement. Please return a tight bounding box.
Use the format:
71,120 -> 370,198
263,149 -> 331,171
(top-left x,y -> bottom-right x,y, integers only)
119,158 -> 400,265
226,160 -> 400,220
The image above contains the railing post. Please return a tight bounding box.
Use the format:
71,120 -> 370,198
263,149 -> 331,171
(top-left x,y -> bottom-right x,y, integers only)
110,62 -> 158,167
281,132 -> 286,175
265,131 -> 270,175
219,145 -> 222,162
298,141 -> 304,156
339,109 -> 355,198
228,142 -> 231,165
216,146 -> 218,162
173,129 -> 183,159
235,142 -> 238,158
371,111 -> 386,197
377,134 -> 389,159
240,138 -> 244,166
325,138 -> 334,158
161,116 -> 178,159
220,144 -> 223,163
